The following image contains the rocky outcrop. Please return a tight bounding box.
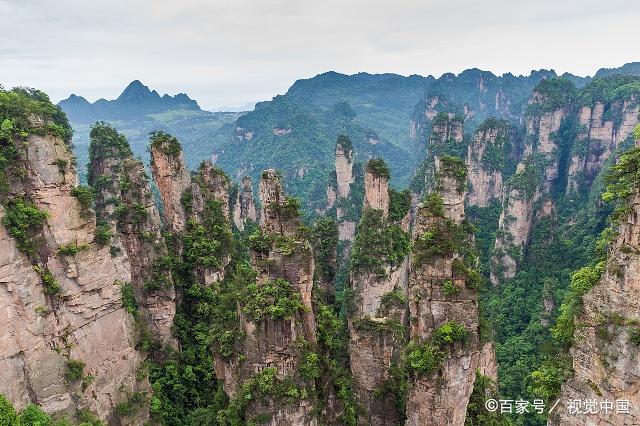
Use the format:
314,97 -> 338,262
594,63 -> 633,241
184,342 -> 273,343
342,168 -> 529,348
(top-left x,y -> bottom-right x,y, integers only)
567,98 -> 639,193
233,176 -> 258,231
88,124 -> 177,348
348,158 -> 409,424
150,133 -> 191,232
466,118 -> 516,207
217,170 -> 319,425
335,136 -> 354,199
363,164 -> 390,215
490,80 -> 572,284
405,156 -> 481,425
551,190 -> 640,425
191,160 -> 231,219
430,113 -> 464,146
0,117 -> 146,422
332,136 -> 357,243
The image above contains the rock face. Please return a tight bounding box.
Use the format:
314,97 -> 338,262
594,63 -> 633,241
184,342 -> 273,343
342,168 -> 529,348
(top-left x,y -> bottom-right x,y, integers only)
150,134 -> 191,232
466,119 -> 516,207
191,160 -> 231,219
232,176 -> 258,231
363,166 -> 390,215
88,124 -> 177,348
218,170 -> 319,425
333,136 -> 357,243
566,99 -> 639,193
0,121 -> 146,422
490,83 -> 570,284
335,136 -> 354,199
405,157 -> 481,426
551,192 -> 640,425
348,161 -> 409,425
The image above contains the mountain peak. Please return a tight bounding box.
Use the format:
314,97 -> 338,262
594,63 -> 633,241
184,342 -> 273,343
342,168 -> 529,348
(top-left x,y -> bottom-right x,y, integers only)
117,80 -> 159,103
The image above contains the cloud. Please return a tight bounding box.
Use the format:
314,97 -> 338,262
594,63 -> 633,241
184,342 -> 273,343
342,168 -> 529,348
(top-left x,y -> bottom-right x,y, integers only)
0,0 -> 638,110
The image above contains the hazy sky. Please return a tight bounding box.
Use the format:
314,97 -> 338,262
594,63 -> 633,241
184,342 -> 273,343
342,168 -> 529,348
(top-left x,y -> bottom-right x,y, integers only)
1,0 -> 638,110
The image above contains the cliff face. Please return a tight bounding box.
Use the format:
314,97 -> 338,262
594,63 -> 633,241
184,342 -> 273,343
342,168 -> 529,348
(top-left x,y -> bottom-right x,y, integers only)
405,157 -> 481,425
490,81 -> 573,284
348,160 -> 409,424
363,166 -> 390,215
218,169 -> 319,425
0,114 -> 146,422
150,133 -> 191,232
333,136 -> 357,242
89,124 -> 176,348
552,191 -> 640,425
232,176 -> 257,231
567,98 -> 639,193
466,119 -> 517,207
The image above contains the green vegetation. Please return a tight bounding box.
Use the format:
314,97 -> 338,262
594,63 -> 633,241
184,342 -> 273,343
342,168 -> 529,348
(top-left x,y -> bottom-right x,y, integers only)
88,122 -> 133,169
310,218 -> 339,284
422,193 -> 445,217
94,222 -> 112,246
336,134 -> 353,154
114,392 -> 145,418
65,359 -> 86,382
602,147 -> 640,220
441,279 -> 459,296
388,188 -> 411,222
438,155 -> 467,193
506,157 -> 541,198
71,185 -> 95,210
0,392 -> 105,426
33,266 -> 61,295
121,282 -> 138,316
0,394 -> 17,425
406,342 -> 444,376
216,367 -> 309,423
57,242 -> 89,256
413,219 -> 470,264
465,370 -> 511,425
366,158 -> 391,179
406,321 -> 468,377
181,200 -> 233,271
240,278 -> 305,321
380,290 -> 406,311
2,198 -> 48,253
150,131 -> 182,157
432,321 -> 468,346
578,75 -> 640,106
269,196 -> 302,221
351,208 -> 410,277
0,87 -> 72,147
553,262 -> 605,345
526,77 -> 577,114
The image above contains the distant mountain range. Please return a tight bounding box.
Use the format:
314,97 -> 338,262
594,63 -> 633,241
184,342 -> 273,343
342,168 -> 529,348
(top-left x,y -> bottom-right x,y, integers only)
59,80 -> 201,123
58,62 -> 640,208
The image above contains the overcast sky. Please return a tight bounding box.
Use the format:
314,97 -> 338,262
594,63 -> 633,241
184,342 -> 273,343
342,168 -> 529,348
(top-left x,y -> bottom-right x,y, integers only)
1,0 -> 638,111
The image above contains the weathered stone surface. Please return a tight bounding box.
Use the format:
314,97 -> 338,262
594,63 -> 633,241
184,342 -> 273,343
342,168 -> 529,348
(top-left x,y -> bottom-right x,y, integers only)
216,170 -> 319,425
406,163 -> 481,426
363,170 -> 390,215
150,143 -> 191,232
567,100 -> 639,193
466,124 -> 507,207
90,131 -> 177,348
552,194 -> 640,425
0,131 -> 147,423
335,139 -> 354,199
233,176 -> 258,231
